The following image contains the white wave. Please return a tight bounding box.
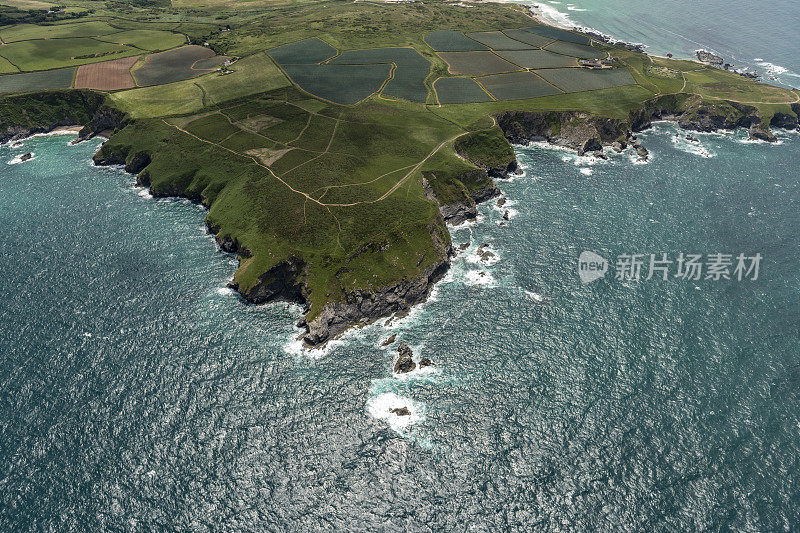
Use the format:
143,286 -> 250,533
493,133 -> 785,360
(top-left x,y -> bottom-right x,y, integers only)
580,167 -> 594,176
755,61 -> 788,75
31,129 -> 80,138
366,392 -> 424,432
465,269 -> 495,286
670,135 -> 714,158
216,287 -> 234,296
7,153 -> 33,165
525,290 -> 547,303
9,141 -> 23,149
137,188 -> 153,199
467,245 -> 501,266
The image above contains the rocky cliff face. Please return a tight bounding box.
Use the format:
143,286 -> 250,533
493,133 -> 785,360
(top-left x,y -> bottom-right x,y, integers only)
0,90 -> 112,144
498,95 -> 799,153
426,171 -> 501,226
496,110 -> 629,154
300,222 -> 452,347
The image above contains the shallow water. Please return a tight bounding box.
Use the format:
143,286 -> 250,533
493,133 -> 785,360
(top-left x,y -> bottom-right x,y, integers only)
1,127 -> 799,529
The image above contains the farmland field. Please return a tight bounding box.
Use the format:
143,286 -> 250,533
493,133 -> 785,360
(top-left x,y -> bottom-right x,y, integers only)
501,28 -> 555,48
0,21 -> 118,42
477,71 -> 563,100
281,64 -> 391,105
423,30 -> 487,52
331,47 -> 430,102
496,49 -> 578,69
132,45 -> 220,86
535,67 -> 636,92
434,77 -> 492,104
268,38 -> 337,65
0,67 -> 74,92
94,30 -> 186,52
525,25 -> 590,45
544,40 -> 606,59
192,55 -> 230,70
466,31 -> 535,50
0,38 -> 137,71
111,53 -> 290,118
0,56 -> 18,74
439,51 -> 518,76
74,55 -> 139,91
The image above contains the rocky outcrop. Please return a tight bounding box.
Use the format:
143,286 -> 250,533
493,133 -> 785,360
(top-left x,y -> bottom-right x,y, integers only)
300,223 -> 451,347
389,407 -> 410,416
696,50 -> 723,65
394,343 -> 416,373
230,257 -> 306,306
424,173 -> 501,226
770,112 -> 799,131
381,333 -> 397,347
77,105 -> 127,141
499,94 -> 799,158
419,357 -> 434,368
0,90 -> 107,145
496,110 -> 629,155
749,123 -> 778,143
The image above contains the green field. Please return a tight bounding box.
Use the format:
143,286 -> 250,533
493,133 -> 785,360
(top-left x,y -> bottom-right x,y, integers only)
268,38 -> 337,65
0,67 -> 74,92
111,52 -> 290,118
0,37 -> 137,71
192,55 -> 230,70
466,31 -> 535,50
544,40 -> 606,60
501,28 -> 555,48
94,29 -> 186,51
133,45 -> 218,86
434,76 -> 492,104
525,25 -> 590,45
478,71 -> 563,100
0,20 -> 118,42
496,50 -> 578,69
423,30 -> 487,52
331,47 -> 430,103
281,63 -> 392,105
439,51 -> 518,76
0,55 -> 18,74
536,67 -> 636,93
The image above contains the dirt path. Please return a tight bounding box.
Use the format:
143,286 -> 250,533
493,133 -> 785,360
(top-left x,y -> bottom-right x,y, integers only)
162,118 -> 469,207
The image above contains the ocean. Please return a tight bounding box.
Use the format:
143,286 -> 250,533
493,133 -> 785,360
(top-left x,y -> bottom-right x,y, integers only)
1,119 -> 798,528
523,0 -> 800,88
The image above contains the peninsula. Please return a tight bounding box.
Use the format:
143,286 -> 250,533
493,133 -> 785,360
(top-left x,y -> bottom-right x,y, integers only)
1,0 -> 797,347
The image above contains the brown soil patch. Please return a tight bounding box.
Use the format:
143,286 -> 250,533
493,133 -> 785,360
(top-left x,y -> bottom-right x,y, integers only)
74,55 -> 139,91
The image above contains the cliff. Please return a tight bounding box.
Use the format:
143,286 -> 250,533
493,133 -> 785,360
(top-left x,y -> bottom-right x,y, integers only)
0,90 -> 109,144
497,94 -> 800,154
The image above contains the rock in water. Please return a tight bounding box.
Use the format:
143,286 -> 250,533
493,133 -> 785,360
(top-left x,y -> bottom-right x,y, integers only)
381,333 -> 397,347
496,197 -> 507,208
696,50 -> 723,65
394,343 -> 416,373
419,357 -> 434,368
20,153 -> 32,161
502,211 -> 510,221
390,407 -> 411,416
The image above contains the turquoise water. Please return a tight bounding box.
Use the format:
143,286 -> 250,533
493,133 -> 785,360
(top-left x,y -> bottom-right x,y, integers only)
517,0 -> 800,88
1,126 -> 799,528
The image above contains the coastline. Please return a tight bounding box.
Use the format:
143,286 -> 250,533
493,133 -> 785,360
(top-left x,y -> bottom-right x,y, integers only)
517,0 -> 797,85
